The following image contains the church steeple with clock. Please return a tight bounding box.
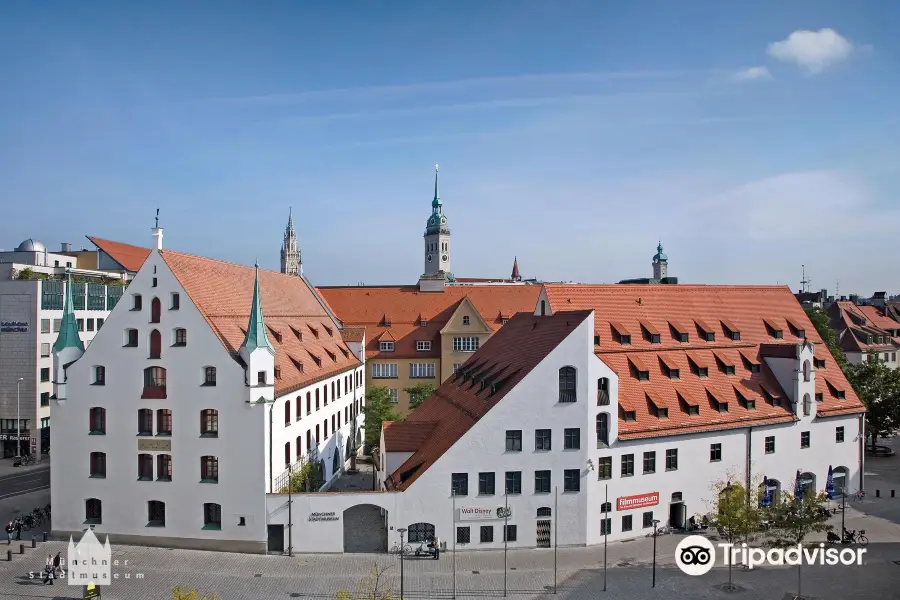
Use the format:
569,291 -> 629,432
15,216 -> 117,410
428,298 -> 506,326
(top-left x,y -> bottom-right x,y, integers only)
422,164 -> 452,279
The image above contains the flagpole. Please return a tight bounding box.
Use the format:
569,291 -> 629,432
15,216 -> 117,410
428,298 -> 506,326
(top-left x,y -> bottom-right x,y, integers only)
452,493 -> 456,600
503,491 -> 508,598
553,486 -> 558,594
603,484 -> 608,592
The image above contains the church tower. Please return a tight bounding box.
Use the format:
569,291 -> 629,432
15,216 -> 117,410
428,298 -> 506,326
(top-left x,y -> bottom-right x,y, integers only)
422,164 -> 452,279
652,241 -> 668,280
280,208 -> 302,276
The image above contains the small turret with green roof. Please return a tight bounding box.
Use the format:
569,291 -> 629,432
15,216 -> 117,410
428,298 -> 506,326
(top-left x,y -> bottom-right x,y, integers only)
53,273 -> 85,353
240,262 -> 274,355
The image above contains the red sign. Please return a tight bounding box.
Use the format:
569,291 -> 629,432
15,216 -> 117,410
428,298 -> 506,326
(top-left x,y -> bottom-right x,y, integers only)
616,492 -> 659,511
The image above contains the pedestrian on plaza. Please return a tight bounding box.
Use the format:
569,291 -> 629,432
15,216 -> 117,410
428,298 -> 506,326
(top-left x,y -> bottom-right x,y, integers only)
42,563 -> 54,585
432,535 -> 441,560
14,519 -> 22,541
4,521 -> 12,544
53,552 -> 62,576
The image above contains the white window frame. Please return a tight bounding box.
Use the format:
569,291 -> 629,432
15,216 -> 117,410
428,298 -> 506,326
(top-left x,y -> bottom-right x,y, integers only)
453,363 -> 463,373
416,341 -> 432,352
388,388 -> 399,403
40,343 -> 51,357
371,363 -> 398,379
409,363 -> 436,379
379,341 -> 395,352
453,336 -> 480,352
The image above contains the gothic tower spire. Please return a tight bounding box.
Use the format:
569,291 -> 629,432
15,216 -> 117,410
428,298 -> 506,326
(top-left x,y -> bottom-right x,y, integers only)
280,207 -> 302,276
422,164 -> 452,280
241,262 -> 274,355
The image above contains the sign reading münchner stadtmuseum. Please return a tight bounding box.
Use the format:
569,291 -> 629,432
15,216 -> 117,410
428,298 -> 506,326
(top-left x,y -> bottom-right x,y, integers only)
458,506 -> 513,522
0,321 -> 29,333
308,511 -> 339,522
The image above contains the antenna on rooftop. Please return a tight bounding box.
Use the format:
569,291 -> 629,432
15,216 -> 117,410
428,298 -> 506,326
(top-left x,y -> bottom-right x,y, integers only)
155,208 -> 160,229
800,265 -> 811,293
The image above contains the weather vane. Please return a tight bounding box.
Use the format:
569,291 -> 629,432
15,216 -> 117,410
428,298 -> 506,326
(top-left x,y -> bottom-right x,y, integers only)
155,208 -> 159,229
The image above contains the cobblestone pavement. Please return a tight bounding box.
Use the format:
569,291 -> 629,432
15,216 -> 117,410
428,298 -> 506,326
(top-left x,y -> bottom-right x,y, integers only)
0,504 -> 898,600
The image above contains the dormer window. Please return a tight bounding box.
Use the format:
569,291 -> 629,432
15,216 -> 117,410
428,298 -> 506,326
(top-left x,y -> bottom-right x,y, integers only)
815,392 -> 823,402
678,392 -> 700,416
721,320 -> 740,341
695,320 -> 714,341
420,319 -> 427,327
619,406 -> 637,422
611,322 -> 631,345
814,358 -> 826,369
274,366 -> 282,380
640,320 -> 660,344
787,319 -> 805,338
708,392 -> 728,413
501,319 -> 509,325
650,334 -> 661,344
628,356 -> 649,381
836,389 -> 846,400
620,334 -> 631,345
698,367 -> 708,377
379,341 -> 395,352
667,367 -> 680,380
637,369 -> 649,381
764,319 -> 784,339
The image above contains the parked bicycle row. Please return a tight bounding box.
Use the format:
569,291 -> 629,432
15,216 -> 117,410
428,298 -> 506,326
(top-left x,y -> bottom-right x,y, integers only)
5,504 -> 51,542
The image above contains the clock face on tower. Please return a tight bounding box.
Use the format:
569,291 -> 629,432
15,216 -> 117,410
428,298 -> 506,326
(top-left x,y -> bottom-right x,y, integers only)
442,254 -> 448,262
427,254 -> 433,262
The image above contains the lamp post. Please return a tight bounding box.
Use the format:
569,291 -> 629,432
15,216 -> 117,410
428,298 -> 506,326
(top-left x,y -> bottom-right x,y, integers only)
15,378 -> 24,459
397,527 -> 407,600
651,519 -> 660,588
287,463 -> 293,557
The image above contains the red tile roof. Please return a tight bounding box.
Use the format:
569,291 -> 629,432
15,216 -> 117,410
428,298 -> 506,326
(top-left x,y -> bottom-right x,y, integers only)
543,284 -> 865,438
385,310 -> 592,491
382,420 -> 439,453
87,236 -> 151,272
317,285 -> 542,359
856,305 -> 900,331
829,301 -> 899,353
159,250 -> 359,395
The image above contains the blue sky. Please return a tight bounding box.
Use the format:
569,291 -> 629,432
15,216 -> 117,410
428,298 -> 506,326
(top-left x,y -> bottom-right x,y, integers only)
1,1 -> 897,294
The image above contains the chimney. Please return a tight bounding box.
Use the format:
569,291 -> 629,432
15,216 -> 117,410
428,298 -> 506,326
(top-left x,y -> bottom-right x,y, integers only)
61,242 -> 72,252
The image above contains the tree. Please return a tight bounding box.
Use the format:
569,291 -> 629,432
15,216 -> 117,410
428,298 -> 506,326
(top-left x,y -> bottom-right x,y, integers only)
804,307 -> 846,368
843,359 -> 900,451
16,267 -> 34,280
279,460 -> 313,493
362,387 -> 398,450
766,489 -> 832,600
172,585 -> 220,600
335,564 -> 396,600
404,383 -> 435,411
707,477 -> 764,591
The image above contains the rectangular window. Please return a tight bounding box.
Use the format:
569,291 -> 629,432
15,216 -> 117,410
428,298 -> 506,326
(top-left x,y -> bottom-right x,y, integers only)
478,472 -> 495,495
371,363 -> 398,379
86,318 -> 95,332
480,525 -> 493,543
801,431 -> 810,448
505,430 -> 522,452
157,454 -> 172,481
40,392 -> 50,407
133,294 -> 142,311
41,280 -> 63,310
40,368 -> 50,382
535,429 -> 551,451
388,388 -> 399,403
378,341 -> 395,352
597,457 -> 612,480
416,341 -> 432,352
456,526 -> 471,544
453,337 -> 480,352
53,318 -> 61,332
451,473 -> 468,496
409,363 -> 436,378
643,512 -> 655,528
665,449 -> 678,471
40,319 -> 50,333
505,471 -> 522,495
765,436 -> 775,454
710,443 -> 722,462
171,293 -> 180,310
503,525 -> 517,542
622,515 -> 633,532
621,454 -> 634,477
564,428 -> 581,450
563,469 -> 580,492
836,426 -> 845,443
600,518 -> 612,535
534,470 -> 551,494
40,343 -> 50,357
643,451 -> 655,474
97,317 -> 104,329
76,318 -> 84,332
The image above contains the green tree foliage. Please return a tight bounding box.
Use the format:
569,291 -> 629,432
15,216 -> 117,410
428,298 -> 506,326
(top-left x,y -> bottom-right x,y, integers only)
16,267 -> 34,280
279,460 -> 315,493
362,387 -> 398,449
707,477 -> 764,590
843,359 -> 900,450
804,307 -> 846,367
404,383 -> 435,411
172,585 -> 221,600
335,564 -> 395,600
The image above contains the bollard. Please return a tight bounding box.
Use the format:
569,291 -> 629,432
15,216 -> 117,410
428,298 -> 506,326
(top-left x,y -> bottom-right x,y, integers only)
892,490 -> 895,498
19,544 -> 24,554
6,550 -> 10,561
42,532 -> 47,542
876,489 -> 881,498
31,536 -> 35,548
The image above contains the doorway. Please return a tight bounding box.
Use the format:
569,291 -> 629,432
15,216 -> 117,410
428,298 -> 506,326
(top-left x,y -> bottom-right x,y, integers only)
267,524 -> 284,553
536,520 -> 551,548
669,502 -> 685,529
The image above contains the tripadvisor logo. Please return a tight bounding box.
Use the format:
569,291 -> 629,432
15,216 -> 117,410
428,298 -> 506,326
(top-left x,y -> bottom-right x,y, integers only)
675,535 -> 865,576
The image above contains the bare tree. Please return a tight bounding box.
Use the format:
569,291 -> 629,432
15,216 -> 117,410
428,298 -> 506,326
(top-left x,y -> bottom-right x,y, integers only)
336,563 -> 396,600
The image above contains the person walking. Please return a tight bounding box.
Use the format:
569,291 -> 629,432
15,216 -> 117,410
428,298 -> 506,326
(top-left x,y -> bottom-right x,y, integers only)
14,519 -> 22,541
52,552 -> 62,577
42,554 -> 54,585
432,534 -> 441,560
4,522 -> 12,544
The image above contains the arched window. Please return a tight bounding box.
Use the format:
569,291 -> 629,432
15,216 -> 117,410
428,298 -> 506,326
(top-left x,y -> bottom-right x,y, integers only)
147,500 -> 166,526
138,409 -> 153,435
596,413 -> 610,448
89,407 -> 106,434
306,392 -> 311,414
200,409 -> 218,436
315,388 -> 320,410
149,329 -> 162,359
540,300 -> 546,316
832,466 -> 850,497
156,409 -> 172,435
331,381 -> 335,400
536,507 -> 552,518
324,384 -> 329,405
802,393 -> 812,416
558,367 -> 577,402
142,366 -> 166,398
284,441 -> 291,467
200,456 -> 218,482
284,399 -> 291,425
203,366 -> 216,386
597,377 -> 610,406
798,472 -> 816,497
138,453 -> 153,480
306,430 -> 312,454
85,498 -> 102,524
296,396 -> 302,421
802,360 -> 811,382
296,435 -> 303,459
156,454 -> 172,480
407,522 -> 435,543
150,297 -> 161,323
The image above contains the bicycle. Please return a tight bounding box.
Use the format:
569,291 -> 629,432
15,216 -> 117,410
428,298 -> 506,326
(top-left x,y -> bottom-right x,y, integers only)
390,542 -> 412,555
850,490 -> 866,502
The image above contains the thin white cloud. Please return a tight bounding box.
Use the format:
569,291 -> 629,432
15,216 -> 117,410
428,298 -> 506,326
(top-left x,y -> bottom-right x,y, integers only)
205,69 -> 719,105
767,29 -> 856,73
732,66 -> 772,82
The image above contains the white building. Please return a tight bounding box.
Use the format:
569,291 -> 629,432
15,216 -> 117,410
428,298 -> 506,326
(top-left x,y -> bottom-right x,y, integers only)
266,283 -> 864,553
51,226 -> 365,553
0,239 -> 131,457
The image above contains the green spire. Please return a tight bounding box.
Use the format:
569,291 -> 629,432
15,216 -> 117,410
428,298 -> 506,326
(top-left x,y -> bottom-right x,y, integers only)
241,262 -> 274,354
53,273 -> 84,353
431,163 -> 441,211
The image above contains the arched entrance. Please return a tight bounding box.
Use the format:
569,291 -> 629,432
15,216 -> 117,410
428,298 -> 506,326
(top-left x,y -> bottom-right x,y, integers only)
343,504 -> 388,553
798,472 -> 816,497
833,466 -> 850,497
332,448 -> 340,477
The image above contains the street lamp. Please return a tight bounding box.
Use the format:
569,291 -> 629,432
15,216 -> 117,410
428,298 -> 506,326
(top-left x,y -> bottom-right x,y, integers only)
15,378 -> 24,459
651,519 -> 661,588
397,527 -> 407,600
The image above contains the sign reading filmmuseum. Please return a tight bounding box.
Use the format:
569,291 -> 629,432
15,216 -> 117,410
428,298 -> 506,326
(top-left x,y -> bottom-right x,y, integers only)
616,492 -> 659,511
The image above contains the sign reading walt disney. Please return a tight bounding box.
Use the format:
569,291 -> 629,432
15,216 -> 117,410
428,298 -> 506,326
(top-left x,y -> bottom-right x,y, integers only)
458,506 -> 513,522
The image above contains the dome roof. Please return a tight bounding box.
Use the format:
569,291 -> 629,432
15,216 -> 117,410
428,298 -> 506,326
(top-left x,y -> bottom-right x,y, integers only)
653,242 -> 667,262
15,239 -> 46,252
